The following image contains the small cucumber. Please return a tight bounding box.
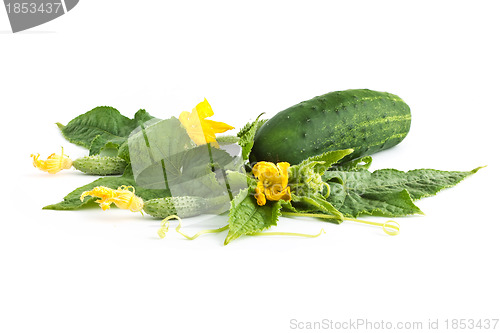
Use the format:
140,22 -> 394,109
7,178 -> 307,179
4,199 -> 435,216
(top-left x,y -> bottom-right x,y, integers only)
72,156 -> 128,175
250,89 -> 411,165
143,195 -> 230,218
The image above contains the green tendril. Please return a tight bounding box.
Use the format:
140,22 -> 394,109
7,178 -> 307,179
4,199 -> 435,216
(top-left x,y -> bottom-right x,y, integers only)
157,215 -> 181,239
282,212 -> 400,236
251,228 -> 325,238
176,222 -> 229,240
322,182 -> 331,198
344,217 -> 400,236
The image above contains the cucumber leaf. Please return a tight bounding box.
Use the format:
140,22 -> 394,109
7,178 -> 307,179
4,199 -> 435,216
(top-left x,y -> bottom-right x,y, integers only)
327,183 -> 423,217
287,149 -> 354,199
293,149 -> 354,175
323,167 -> 483,217
224,190 -> 281,245
89,135 -> 123,156
333,156 -> 373,171
57,107 -> 156,154
237,113 -> 266,160
43,166 -> 170,210
291,193 -> 344,223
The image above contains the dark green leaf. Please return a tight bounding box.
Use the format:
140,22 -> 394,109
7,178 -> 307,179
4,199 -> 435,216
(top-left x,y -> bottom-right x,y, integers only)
57,107 -> 156,153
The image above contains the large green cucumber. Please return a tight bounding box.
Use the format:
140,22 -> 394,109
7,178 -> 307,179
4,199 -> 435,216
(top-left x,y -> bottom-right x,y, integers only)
250,89 -> 411,165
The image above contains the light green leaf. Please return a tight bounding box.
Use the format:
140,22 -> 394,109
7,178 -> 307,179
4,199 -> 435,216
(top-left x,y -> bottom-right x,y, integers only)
57,107 -> 156,153
224,190 -> 280,245
43,166 -> 169,210
128,117 -> 245,199
225,170 -> 254,192
237,113 -> 266,160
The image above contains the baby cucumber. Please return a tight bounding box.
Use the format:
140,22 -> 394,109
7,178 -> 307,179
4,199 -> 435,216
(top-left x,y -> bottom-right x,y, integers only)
143,195 -> 230,218
72,156 -> 128,175
250,89 -> 411,165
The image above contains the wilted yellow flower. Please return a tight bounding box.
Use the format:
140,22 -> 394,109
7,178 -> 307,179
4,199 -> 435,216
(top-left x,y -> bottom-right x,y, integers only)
31,147 -> 72,174
179,98 -> 234,147
252,161 -> 292,206
80,185 -> 144,212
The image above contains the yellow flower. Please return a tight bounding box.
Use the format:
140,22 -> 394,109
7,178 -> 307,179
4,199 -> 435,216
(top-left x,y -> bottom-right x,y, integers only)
80,185 -> 144,212
31,147 -> 72,174
179,98 -> 234,147
252,161 -> 292,206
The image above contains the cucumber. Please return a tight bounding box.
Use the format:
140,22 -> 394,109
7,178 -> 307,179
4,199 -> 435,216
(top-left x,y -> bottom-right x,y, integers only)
72,156 -> 128,175
144,195 -> 230,218
250,89 -> 411,165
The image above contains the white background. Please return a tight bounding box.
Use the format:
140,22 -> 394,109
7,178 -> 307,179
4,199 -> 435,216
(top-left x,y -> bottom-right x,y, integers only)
1,1 -> 499,332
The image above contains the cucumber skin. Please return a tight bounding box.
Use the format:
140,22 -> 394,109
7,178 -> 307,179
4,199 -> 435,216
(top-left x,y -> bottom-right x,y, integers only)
250,89 -> 411,165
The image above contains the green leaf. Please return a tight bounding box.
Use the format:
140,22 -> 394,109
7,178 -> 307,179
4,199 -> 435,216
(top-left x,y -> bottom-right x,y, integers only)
338,187 -> 423,217
224,190 -> 281,245
89,135 -> 123,156
57,107 -> 156,154
128,118 -> 234,196
291,193 -> 344,222
237,113 -> 266,160
43,166 -> 169,210
294,149 -> 354,175
323,167 -> 483,217
128,117 -> 246,200
287,149 -> 354,198
128,117 -> 195,176
98,141 -> 121,157
333,156 -> 373,171
225,170 -> 255,192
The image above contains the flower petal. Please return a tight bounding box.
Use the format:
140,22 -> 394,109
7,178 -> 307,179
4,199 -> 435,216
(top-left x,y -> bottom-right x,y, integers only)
202,119 -> 235,133
195,98 -> 214,119
254,182 -> 267,206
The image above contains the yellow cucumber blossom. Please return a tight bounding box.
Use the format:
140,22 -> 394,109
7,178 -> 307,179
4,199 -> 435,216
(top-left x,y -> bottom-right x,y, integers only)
80,185 -> 144,212
179,98 -> 234,147
252,161 -> 292,206
31,147 -> 72,174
